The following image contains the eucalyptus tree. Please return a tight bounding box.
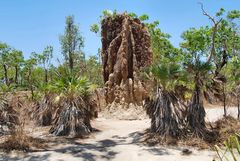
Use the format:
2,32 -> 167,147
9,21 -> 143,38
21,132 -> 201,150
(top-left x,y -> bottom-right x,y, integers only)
0,44 -> 24,87
9,50 -> 24,85
218,13 -> 240,116
23,54 -> 37,99
0,43 -> 11,86
200,8 -> 240,116
60,15 -> 84,73
33,46 -> 53,83
221,57 -> 240,118
218,10 -> 240,117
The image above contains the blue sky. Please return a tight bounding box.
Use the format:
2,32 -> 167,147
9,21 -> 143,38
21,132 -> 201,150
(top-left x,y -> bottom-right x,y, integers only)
0,0 -> 239,64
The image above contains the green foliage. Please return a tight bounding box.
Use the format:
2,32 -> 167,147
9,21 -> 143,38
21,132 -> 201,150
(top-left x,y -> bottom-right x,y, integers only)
221,56 -> 240,96
50,76 -> 94,101
181,27 -> 211,57
0,83 -> 15,93
145,20 -> 180,65
34,46 -> 53,69
151,63 -> 180,91
143,17 -> 191,94
0,43 -> 10,56
216,8 -> 225,17
102,10 -> 113,18
227,10 -> 240,20
128,12 -> 137,18
9,50 -> 24,69
139,14 -> 149,21
180,26 -> 213,86
85,55 -> 103,85
90,24 -> 99,34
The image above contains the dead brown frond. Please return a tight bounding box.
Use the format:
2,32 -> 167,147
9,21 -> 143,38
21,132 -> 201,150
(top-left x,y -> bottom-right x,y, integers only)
0,94 -> 19,136
34,93 -> 57,126
145,88 -> 187,138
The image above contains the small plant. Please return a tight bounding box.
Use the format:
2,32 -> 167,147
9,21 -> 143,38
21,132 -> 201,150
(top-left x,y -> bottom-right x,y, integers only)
214,134 -> 240,161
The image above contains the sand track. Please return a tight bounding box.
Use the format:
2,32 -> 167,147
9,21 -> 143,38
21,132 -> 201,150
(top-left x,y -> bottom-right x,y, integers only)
0,107 -> 239,161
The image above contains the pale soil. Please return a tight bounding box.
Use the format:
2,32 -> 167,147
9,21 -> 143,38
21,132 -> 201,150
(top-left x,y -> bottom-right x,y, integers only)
0,107 -> 239,161
99,103 -> 148,120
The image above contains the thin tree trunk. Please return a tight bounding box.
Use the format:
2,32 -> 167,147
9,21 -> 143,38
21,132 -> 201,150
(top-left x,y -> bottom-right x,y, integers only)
27,71 -> 30,85
69,52 -> 74,72
15,66 -> 18,84
3,64 -> 9,86
30,85 -> 34,100
223,84 -> 227,117
238,97 -> 240,119
98,50 -> 101,64
50,71 -> 52,83
44,69 -> 48,83
28,69 -> 34,100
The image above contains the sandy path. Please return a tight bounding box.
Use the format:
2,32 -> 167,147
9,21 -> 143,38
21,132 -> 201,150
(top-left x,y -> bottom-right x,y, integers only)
0,107 -> 238,161
205,107 -> 238,122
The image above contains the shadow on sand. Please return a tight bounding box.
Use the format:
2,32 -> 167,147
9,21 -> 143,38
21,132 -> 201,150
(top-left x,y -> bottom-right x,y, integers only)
1,130 -> 175,161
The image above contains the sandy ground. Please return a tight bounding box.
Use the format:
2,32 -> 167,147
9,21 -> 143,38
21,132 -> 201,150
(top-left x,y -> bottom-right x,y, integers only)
0,107 -> 239,161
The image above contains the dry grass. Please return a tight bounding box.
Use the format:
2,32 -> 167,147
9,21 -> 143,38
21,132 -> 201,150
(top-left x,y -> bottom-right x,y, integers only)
0,125 -> 46,152
142,131 -> 209,149
141,129 -> 178,146
142,131 -> 213,149
142,116 -> 240,149
0,92 -> 46,152
214,115 -> 240,142
178,135 -> 212,149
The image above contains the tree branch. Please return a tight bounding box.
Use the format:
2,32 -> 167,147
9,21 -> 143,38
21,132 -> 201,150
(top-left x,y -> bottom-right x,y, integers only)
198,2 -> 222,65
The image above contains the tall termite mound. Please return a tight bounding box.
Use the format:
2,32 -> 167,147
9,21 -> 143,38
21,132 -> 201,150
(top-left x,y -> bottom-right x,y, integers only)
101,14 -> 152,109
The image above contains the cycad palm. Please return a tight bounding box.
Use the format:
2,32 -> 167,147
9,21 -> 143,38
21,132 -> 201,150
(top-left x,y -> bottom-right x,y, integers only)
145,62 -> 186,138
49,76 -> 96,137
151,62 -> 180,91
